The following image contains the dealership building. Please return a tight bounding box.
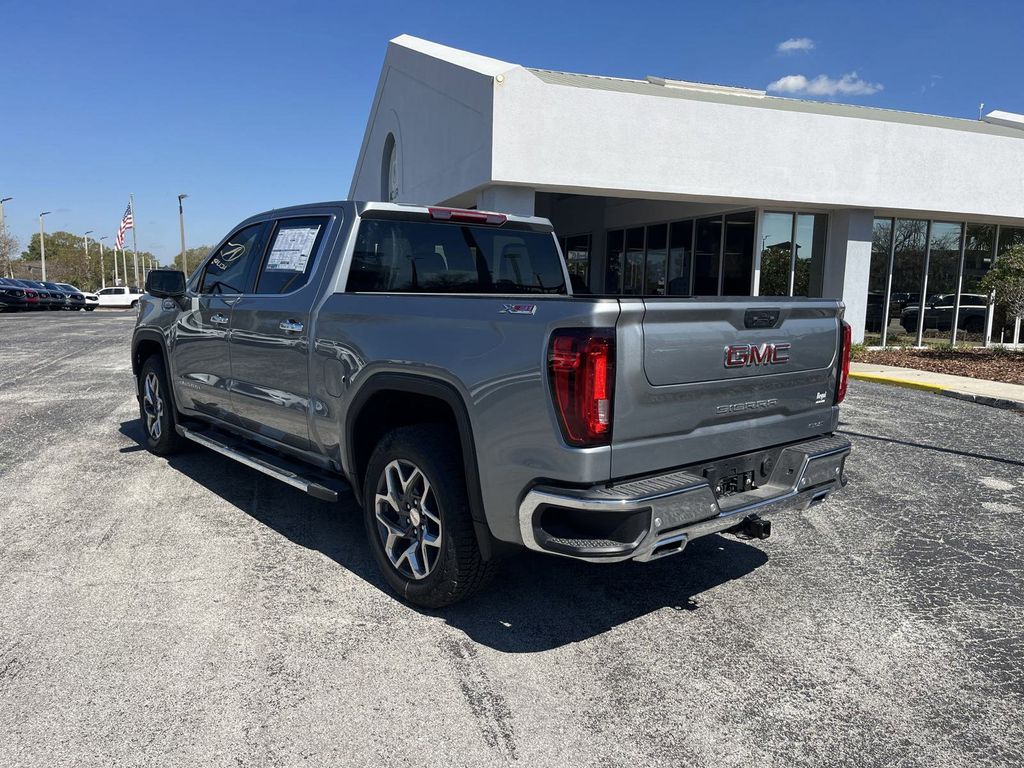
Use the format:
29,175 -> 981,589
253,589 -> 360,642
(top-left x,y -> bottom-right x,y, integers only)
350,35 -> 1024,345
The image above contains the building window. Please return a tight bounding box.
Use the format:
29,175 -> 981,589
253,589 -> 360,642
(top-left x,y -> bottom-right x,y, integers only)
667,221 -> 693,295
864,218 -> 1001,349
622,228 -> 645,295
644,224 -> 668,295
956,224 -> 995,343
562,233 -> 592,292
864,218 -> 892,344
605,230 -> 624,293
995,226 -> 1024,345
603,212 -> 755,297
381,133 -> 398,202
758,212 -> 827,298
693,216 -> 722,296
916,222 -> 964,342
723,211 -> 755,296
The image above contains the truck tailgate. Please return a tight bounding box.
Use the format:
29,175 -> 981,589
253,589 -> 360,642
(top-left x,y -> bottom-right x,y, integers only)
610,298 -> 843,479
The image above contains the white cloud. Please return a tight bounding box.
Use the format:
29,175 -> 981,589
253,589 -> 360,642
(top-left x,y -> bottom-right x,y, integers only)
777,37 -> 815,54
767,72 -> 884,97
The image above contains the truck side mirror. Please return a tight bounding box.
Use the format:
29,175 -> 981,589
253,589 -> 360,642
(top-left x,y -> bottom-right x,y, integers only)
146,269 -> 186,298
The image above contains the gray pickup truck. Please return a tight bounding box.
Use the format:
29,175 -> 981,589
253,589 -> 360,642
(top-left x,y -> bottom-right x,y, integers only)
133,201 -> 852,606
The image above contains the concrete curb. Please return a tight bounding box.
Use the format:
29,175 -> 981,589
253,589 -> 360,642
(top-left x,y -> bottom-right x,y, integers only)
849,372 -> 1024,412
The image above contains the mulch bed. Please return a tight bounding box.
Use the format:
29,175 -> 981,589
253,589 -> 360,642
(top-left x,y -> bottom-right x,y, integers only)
855,347 -> 1024,386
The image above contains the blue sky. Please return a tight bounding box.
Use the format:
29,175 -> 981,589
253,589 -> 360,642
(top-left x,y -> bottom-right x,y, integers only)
2,0 -> 1021,260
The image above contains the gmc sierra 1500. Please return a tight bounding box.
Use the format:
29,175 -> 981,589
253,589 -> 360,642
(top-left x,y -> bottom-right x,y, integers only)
133,201 -> 852,606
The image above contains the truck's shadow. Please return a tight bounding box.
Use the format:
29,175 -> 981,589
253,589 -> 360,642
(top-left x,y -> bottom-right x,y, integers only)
121,420 -> 769,653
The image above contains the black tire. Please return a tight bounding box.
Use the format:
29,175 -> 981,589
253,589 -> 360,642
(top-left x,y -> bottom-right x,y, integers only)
138,355 -> 186,456
86,307 -> 95,311
363,424 -> 495,608
964,317 -> 984,335
130,300 -> 139,309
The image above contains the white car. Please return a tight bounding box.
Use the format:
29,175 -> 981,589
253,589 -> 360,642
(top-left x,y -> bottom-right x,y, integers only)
56,283 -> 99,311
95,286 -> 144,309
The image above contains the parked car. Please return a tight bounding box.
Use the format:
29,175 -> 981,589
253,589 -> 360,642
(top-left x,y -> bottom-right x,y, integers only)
0,277 -> 42,310
889,292 -> 919,317
132,201 -> 852,606
40,281 -> 85,311
96,285 -> 144,308
56,282 -> 98,310
13,279 -> 64,310
900,293 -> 989,334
864,292 -> 885,334
0,277 -> 31,311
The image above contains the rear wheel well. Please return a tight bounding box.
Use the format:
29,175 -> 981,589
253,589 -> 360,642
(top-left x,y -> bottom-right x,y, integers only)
348,384 -> 497,561
351,390 -> 458,494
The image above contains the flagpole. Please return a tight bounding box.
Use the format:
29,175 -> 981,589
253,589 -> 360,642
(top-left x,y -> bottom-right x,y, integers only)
113,244 -> 119,285
130,193 -> 140,287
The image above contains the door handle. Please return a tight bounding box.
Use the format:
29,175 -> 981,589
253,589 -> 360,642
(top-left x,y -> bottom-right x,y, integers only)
279,319 -> 304,333
210,313 -> 229,325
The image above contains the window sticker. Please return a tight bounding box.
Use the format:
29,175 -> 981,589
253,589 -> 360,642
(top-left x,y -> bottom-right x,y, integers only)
266,226 -> 320,272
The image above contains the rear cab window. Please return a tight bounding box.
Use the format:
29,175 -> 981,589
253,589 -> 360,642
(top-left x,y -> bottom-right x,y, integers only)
254,216 -> 330,294
347,218 -> 565,294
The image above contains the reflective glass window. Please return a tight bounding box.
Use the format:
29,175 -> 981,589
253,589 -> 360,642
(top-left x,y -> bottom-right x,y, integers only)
622,228 -> 645,295
722,211 -> 755,296
759,212 -> 794,296
564,234 -> 592,293
644,224 -> 667,295
693,216 -> 722,296
919,222 -> 962,342
793,213 -> 828,297
889,219 -> 928,344
865,218 -> 892,343
605,230 -> 624,294
667,221 -> 692,295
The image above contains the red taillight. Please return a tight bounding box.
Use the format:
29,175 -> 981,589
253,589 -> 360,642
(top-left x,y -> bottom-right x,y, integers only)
428,207 -> 507,226
548,329 -> 615,447
835,320 -> 852,404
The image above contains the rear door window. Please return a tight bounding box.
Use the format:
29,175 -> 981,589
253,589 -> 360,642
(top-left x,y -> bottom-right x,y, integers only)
347,219 -> 565,294
254,217 -> 330,294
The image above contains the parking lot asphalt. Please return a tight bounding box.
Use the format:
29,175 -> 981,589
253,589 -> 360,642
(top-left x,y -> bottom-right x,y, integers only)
1,310 -> 1022,767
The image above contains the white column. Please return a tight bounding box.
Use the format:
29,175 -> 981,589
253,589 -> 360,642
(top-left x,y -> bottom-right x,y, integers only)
476,185 -> 535,217
821,209 -> 874,344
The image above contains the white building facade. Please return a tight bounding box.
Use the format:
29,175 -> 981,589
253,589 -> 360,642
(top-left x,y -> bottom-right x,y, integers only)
350,35 -> 1024,345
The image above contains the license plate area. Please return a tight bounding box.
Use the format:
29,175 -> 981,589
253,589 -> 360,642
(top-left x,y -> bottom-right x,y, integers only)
694,448 -> 780,499
712,470 -> 755,498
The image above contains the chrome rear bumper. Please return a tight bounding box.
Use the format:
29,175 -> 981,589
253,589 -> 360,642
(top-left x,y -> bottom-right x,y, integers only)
518,436 -> 851,563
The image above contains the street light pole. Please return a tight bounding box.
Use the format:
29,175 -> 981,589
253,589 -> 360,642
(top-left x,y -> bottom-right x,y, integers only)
99,236 -> 108,289
0,197 -> 12,278
178,193 -> 189,275
39,211 -> 51,281
84,230 -> 94,287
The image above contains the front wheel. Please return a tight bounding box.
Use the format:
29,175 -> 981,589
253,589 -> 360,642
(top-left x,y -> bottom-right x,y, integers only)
138,355 -> 186,455
130,300 -> 139,309
363,425 -> 495,607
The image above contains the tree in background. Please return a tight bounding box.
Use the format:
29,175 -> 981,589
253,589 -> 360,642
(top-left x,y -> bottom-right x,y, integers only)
19,231 -> 156,290
170,246 -> 212,276
758,245 -> 791,296
979,244 -> 1024,329
0,230 -> 18,278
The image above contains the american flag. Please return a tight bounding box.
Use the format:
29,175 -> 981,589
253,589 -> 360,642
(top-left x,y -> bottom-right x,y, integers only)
115,201 -> 134,248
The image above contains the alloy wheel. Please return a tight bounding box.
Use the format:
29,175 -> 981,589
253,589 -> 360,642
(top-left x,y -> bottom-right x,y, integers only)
374,459 -> 443,580
142,371 -> 164,441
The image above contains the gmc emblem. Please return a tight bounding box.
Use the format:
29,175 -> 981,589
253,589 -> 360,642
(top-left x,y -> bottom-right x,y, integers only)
724,342 -> 791,368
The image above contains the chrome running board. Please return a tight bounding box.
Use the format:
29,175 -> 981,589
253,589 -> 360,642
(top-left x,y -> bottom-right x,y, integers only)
176,425 -> 349,502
